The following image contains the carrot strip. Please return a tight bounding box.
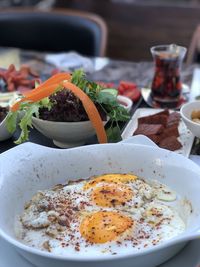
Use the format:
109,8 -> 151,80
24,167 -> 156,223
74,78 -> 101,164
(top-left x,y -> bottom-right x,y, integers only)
12,73 -> 71,110
11,77 -> 108,144
62,81 -> 107,144
23,73 -> 71,97
11,83 -> 59,111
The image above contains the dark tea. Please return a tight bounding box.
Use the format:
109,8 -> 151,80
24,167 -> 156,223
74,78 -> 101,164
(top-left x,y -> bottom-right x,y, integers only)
151,44 -> 187,104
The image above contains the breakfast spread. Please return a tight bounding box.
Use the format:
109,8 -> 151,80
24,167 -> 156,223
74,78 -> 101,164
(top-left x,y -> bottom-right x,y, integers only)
191,109 -> 200,124
133,109 -> 182,151
16,173 -> 185,256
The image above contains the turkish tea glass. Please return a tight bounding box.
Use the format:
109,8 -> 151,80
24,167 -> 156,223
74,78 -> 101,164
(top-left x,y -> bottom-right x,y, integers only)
150,44 -> 187,104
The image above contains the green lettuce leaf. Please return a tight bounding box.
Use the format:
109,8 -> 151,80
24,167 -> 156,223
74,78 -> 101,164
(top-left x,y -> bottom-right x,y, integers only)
15,104 -> 40,144
6,111 -> 18,133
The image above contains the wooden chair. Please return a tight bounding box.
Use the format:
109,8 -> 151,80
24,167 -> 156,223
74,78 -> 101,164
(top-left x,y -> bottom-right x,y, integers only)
0,8 -> 107,56
186,25 -> 200,65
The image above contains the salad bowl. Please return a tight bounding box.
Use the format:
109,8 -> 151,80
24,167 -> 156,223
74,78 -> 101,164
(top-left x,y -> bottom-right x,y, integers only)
31,95 -> 130,148
0,136 -> 200,267
32,116 -> 106,148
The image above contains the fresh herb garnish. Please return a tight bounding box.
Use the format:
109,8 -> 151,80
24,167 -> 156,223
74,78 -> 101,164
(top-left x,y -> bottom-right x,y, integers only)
71,70 -> 130,141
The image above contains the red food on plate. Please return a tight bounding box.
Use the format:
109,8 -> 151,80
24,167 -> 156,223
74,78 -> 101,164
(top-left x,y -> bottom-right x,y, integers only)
0,64 -> 40,93
118,81 -> 141,102
122,89 -> 141,102
96,80 -> 141,102
118,81 -> 137,93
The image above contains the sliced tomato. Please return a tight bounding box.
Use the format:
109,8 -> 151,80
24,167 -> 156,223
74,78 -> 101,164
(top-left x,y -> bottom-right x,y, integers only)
119,81 -> 137,90
118,81 -> 137,94
118,81 -> 140,101
122,88 -> 141,102
118,85 -> 125,94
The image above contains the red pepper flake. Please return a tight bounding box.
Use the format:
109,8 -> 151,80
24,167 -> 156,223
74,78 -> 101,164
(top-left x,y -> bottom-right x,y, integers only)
75,246 -> 80,251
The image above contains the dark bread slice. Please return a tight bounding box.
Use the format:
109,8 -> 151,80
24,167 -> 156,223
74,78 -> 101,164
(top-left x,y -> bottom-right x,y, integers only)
133,124 -> 164,136
159,136 -> 182,151
138,115 -> 168,127
167,112 -> 181,127
145,134 -> 162,144
159,125 -> 179,139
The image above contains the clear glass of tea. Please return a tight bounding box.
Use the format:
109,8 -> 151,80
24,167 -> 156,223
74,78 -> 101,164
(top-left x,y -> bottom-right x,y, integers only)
150,44 -> 187,105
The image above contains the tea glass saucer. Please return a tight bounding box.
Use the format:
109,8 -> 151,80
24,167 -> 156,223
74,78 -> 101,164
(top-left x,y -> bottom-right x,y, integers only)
141,84 -> 189,110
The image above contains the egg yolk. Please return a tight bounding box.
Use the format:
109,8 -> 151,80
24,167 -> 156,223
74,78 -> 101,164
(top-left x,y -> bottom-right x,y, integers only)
84,173 -> 137,190
91,183 -> 133,207
80,211 -> 133,243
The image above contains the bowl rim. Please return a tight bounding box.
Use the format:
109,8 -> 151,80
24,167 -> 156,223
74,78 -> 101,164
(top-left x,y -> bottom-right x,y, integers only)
180,100 -> 200,126
32,116 -> 107,126
0,142 -> 200,262
0,226 -> 198,262
0,105 -> 9,125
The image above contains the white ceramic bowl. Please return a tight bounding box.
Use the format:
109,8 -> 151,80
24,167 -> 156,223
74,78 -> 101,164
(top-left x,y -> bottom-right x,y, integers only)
32,116 -> 106,148
180,100 -> 200,138
0,114 -> 13,141
32,96 -> 131,148
0,136 -> 200,267
0,91 -> 21,141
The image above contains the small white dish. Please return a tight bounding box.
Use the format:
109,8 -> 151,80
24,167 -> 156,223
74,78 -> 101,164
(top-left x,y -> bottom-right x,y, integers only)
122,108 -> 195,157
32,116 -> 106,148
0,92 -> 21,142
117,95 -> 133,112
180,100 -> 200,138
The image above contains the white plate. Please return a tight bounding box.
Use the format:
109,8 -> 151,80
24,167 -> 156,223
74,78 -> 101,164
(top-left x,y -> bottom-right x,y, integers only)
122,108 -> 195,157
0,237 -> 199,267
0,91 -> 20,107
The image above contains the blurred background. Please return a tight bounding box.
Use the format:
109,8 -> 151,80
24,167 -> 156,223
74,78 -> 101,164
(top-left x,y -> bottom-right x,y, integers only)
1,0 -> 200,62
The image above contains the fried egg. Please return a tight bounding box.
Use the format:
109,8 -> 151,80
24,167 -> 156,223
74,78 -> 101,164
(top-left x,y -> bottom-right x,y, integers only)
83,173 -> 138,190
17,173 -> 186,256
79,210 -> 134,243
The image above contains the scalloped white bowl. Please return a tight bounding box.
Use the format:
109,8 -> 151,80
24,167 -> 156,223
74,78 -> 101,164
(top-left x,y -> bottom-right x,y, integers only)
0,136 -> 200,267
